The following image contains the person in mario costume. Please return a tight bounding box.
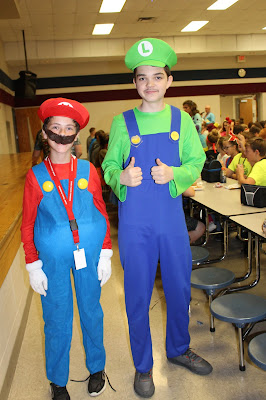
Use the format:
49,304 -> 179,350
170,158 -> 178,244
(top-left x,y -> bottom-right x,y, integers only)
102,38 -> 212,398
21,98 -> 112,399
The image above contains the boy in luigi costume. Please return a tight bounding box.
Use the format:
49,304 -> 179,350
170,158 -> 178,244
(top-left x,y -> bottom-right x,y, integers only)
21,98 -> 113,399
102,38 -> 212,397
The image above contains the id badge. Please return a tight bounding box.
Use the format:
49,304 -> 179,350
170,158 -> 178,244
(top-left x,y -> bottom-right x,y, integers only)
74,248 -> 87,270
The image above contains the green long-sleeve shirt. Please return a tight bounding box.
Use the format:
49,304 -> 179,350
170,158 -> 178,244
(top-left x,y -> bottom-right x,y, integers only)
102,104 -> 206,201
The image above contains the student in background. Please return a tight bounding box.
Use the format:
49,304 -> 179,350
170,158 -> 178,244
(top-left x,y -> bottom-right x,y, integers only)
183,186 -> 206,243
220,117 -> 233,137
224,134 -> 252,178
236,137 -> 266,186
205,129 -> 219,160
216,137 -> 229,166
203,105 -> 215,125
183,100 -> 205,147
87,127 -> 96,160
259,128 -> 266,140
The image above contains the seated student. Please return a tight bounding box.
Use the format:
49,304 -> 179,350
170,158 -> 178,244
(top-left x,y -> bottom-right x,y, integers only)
236,137 -> 266,186
224,134 -> 252,178
205,129 -> 219,160
249,125 -> 261,137
183,187 -> 206,243
216,137 -> 229,166
233,124 -> 244,136
220,117 -> 233,137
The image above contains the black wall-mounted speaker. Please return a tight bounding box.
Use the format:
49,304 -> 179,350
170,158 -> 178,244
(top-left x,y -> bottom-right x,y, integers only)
15,70 -> 37,99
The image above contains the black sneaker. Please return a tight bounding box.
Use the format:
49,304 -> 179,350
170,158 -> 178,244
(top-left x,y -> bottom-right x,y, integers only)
134,369 -> 155,398
88,371 -> 106,397
50,383 -> 70,400
168,348 -> 213,375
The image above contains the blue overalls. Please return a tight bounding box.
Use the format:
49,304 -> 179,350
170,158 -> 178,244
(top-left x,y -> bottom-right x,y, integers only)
32,160 -> 106,387
118,107 -> 192,373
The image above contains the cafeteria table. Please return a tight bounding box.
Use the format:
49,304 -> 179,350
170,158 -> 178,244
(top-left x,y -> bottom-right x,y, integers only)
189,178 -> 266,264
228,212 -> 266,293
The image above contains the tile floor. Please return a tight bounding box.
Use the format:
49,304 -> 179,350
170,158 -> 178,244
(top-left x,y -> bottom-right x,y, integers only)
6,209 -> 266,400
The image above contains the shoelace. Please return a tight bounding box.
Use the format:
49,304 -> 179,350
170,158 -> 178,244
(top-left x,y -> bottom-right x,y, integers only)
184,348 -> 201,362
139,370 -> 152,380
70,371 -> 116,392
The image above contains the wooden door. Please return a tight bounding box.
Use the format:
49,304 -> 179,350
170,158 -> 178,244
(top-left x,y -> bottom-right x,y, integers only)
15,108 -> 42,152
239,99 -> 253,124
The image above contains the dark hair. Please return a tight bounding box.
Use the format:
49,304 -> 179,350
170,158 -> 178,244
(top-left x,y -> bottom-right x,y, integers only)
183,100 -> 199,116
242,130 -> 255,140
246,137 -> 266,157
89,127 -> 95,133
95,130 -> 107,148
43,117 -> 80,132
217,136 -> 227,149
133,65 -> 171,79
207,129 -> 219,144
249,125 -> 261,135
224,135 -> 239,150
233,125 -> 244,135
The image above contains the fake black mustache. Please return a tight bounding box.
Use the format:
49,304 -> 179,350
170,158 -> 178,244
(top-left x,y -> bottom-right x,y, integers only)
45,129 -> 77,144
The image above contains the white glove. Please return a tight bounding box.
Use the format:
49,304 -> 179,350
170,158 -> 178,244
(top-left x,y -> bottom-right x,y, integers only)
26,260 -> 48,296
97,249 -> 113,287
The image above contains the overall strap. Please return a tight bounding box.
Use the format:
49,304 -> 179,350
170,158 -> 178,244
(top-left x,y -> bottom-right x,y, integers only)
170,106 -> 181,136
76,159 -> 91,180
123,109 -> 140,139
32,162 -> 52,193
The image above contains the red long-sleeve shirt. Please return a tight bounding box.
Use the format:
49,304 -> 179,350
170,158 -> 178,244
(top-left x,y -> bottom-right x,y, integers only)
21,161 -> 111,264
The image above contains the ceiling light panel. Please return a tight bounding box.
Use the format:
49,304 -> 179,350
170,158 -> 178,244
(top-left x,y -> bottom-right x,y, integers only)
207,0 -> 239,11
92,24 -> 114,35
100,0 -> 127,13
181,21 -> 209,32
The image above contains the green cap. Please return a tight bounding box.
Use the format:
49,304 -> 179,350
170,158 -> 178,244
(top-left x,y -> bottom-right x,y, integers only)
125,38 -> 177,71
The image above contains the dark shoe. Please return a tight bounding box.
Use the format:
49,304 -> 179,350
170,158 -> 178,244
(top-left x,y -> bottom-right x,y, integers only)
168,348 -> 213,375
134,369 -> 155,398
88,371 -> 106,397
50,383 -> 70,400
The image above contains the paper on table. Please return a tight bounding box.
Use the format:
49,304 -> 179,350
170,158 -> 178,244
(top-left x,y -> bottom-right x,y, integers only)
224,183 -> 241,190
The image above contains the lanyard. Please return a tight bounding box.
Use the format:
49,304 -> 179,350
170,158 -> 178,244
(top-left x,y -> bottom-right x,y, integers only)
44,156 -> 80,247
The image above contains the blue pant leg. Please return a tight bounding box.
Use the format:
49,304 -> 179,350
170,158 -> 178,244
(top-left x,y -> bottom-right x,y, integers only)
159,225 -> 192,359
41,260 -> 73,387
119,224 -> 159,373
72,260 -> 105,374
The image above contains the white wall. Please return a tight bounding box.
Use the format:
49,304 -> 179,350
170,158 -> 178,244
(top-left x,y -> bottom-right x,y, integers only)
0,245 -> 30,393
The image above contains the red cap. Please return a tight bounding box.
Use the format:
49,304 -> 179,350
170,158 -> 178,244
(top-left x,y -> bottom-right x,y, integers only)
38,98 -> 90,129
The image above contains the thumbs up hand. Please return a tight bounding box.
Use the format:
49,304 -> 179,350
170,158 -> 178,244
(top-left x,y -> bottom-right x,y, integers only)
151,158 -> 174,184
120,157 -> 143,187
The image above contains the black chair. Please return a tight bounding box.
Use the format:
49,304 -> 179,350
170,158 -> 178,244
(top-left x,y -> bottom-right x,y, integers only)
191,266 -> 235,331
191,246 -> 209,265
211,293 -> 266,371
248,333 -> 266,371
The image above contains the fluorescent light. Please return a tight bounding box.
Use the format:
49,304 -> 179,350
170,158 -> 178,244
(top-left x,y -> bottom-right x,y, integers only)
181,21 -> 209,32
263,27 -> 266,30
92,24 -> 114,35
207,0 -> 238,10
100,0 -> 127,13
